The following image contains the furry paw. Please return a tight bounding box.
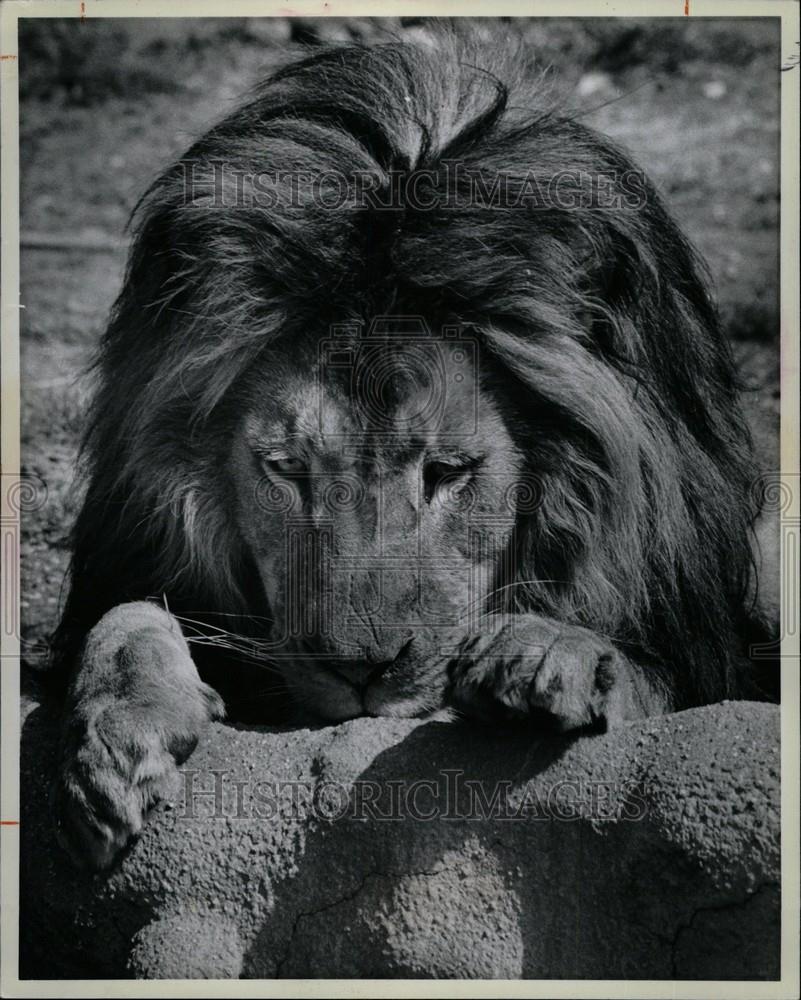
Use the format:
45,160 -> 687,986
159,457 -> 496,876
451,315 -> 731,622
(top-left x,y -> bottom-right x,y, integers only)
448,617 -> 625,732
54,602 -> 225,870
54,681 -> 224,870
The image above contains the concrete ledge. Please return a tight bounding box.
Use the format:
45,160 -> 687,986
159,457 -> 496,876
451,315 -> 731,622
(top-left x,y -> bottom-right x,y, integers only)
20,701 -> 780,979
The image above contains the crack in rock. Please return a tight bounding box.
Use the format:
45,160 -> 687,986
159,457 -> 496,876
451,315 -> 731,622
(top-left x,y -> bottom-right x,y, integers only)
274,864 -> 462,977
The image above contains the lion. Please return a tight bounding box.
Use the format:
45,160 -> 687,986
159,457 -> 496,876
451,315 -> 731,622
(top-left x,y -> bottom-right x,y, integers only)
51,26 -> 778,870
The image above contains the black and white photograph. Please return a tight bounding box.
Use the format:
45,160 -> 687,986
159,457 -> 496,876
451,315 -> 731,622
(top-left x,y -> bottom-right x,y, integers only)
1,1 -> 798,992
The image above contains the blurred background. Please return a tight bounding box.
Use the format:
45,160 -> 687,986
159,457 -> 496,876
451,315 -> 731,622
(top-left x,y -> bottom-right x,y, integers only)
17,16 -> 780,667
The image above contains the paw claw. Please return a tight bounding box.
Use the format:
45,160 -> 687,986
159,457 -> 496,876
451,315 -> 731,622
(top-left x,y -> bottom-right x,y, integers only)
449,619 -> 625,732
54,725 -> 182,871
201,683 -> 226,721
54,772 -> 141,871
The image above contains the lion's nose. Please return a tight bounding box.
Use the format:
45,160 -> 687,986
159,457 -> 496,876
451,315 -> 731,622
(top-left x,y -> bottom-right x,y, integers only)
332,635 -> 414,686
364,633 -> 414,666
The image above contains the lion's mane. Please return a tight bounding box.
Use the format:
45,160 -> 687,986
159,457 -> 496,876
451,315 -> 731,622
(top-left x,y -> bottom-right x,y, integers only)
55,26 -> 768,709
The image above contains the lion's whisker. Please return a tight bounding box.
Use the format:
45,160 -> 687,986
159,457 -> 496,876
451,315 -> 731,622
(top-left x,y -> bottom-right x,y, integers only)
457,579 -> 570,619
165,608 -> 275,624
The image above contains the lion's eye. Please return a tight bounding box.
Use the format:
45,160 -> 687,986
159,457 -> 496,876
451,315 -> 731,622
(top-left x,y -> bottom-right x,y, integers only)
262,456 -> 306,478
423,458 -> 476,505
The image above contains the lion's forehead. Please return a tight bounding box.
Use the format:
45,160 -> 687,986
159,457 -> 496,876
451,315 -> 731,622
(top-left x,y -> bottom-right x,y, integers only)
243,345 -> 496,464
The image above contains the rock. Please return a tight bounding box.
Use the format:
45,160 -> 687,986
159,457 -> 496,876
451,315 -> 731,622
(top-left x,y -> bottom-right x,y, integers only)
129,914 -> 243,979
20,701 -> 779,979
703,80 -> 728,100
576,72 -> 615,99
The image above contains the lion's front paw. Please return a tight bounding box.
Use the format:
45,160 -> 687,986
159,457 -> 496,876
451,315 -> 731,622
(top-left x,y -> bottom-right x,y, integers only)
54,682 -> 224,871
449,618 -> 625,732
54,717 -> 180,871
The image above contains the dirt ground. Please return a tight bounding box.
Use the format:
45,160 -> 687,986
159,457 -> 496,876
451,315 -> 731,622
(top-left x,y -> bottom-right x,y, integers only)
17,17 -> 780,667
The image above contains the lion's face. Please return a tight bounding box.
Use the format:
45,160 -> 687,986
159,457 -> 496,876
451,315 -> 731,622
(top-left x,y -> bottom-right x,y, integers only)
56,31 -> 763,740
230,324 -> 523,720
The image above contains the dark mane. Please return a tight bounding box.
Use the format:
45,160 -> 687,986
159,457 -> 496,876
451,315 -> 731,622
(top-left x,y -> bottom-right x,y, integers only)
54,25 -> 763,709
